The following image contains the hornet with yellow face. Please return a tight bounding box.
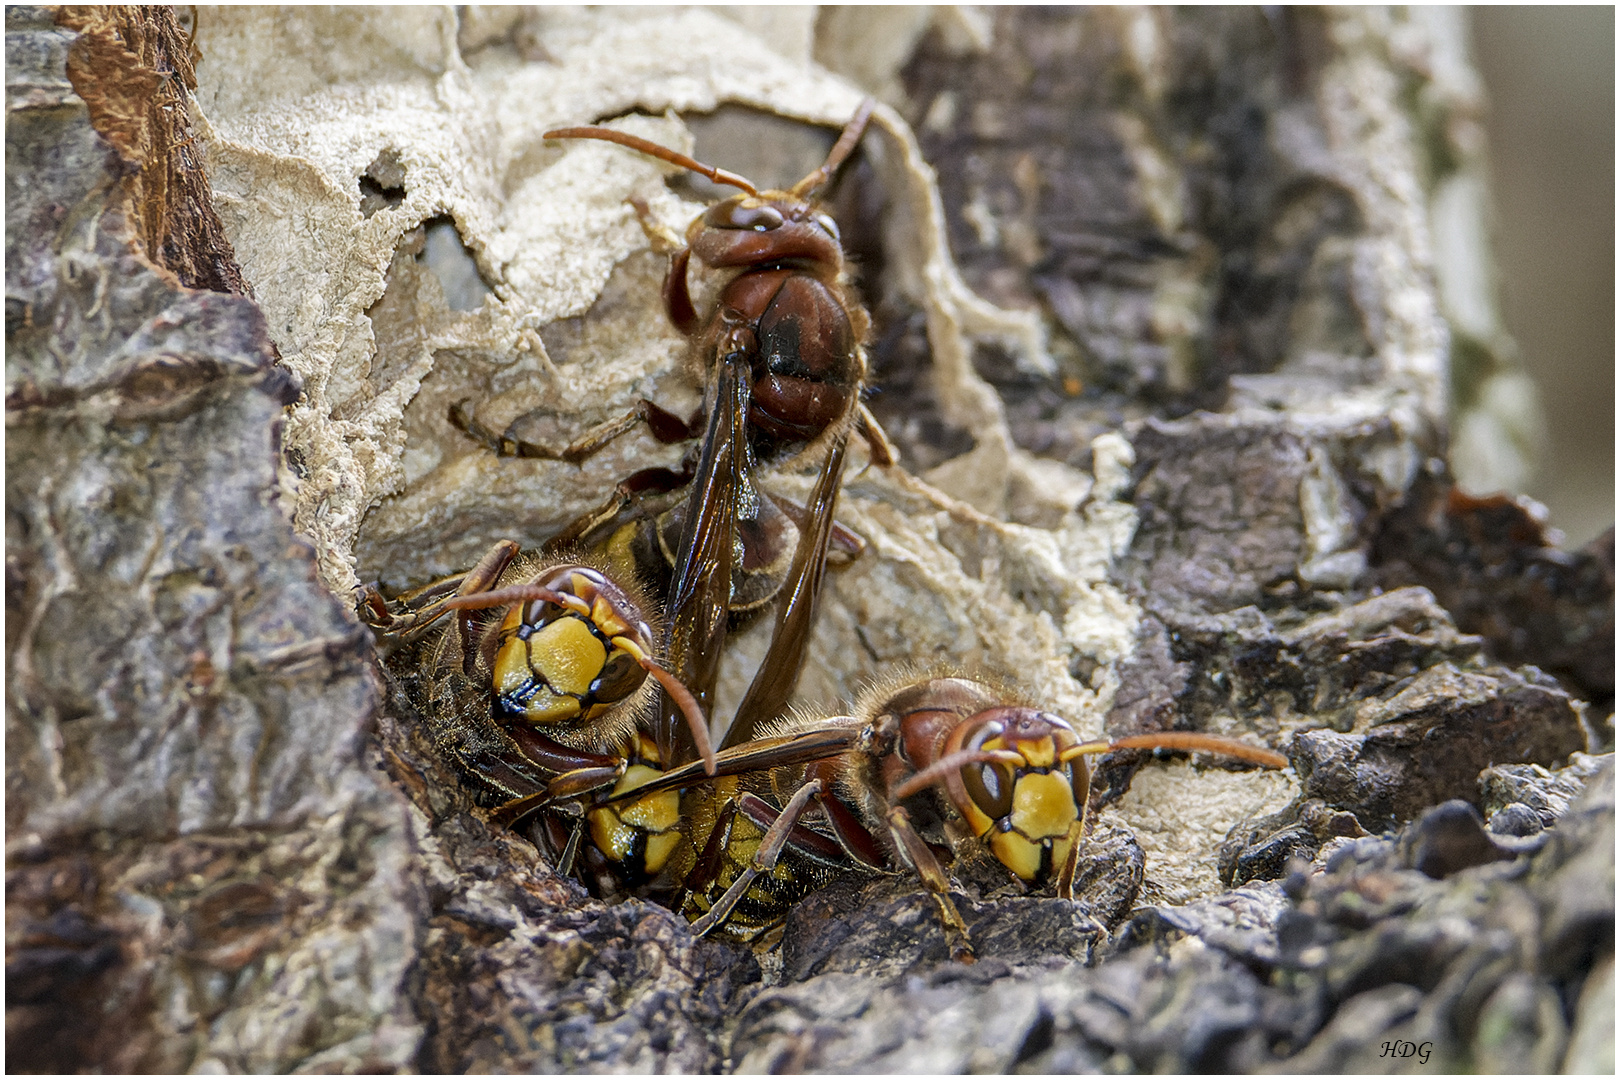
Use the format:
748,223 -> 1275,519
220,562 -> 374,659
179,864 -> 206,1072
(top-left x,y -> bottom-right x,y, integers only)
830,673 -> 1290,960
591,671 -> 1288,954
364,540 -> 715,895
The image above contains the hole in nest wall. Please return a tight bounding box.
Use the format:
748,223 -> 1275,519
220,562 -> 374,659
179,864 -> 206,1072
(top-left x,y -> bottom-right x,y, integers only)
359,148 -> 407,218
417,215 -> 492,312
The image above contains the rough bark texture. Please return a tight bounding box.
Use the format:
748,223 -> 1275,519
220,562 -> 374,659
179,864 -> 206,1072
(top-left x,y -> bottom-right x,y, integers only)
6,6 -> 1612,1074
7,7 -> 417,1071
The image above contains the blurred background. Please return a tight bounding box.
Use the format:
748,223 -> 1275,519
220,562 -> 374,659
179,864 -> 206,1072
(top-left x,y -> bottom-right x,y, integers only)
1472,8 -> 1614,548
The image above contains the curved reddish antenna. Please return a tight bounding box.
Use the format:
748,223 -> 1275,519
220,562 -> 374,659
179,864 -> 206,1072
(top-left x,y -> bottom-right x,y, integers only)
889,747 -> 1026,801
442,584 -> 577,613
790,97 -> 876,198
544,126 -> 758,195
1061,733 -> 1289,771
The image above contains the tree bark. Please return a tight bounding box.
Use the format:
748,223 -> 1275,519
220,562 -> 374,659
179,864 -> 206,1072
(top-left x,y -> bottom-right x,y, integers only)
6,6 -> 1611,1073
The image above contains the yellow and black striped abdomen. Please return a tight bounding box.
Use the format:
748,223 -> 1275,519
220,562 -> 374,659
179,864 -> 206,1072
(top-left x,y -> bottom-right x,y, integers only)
675,784 -> 849,940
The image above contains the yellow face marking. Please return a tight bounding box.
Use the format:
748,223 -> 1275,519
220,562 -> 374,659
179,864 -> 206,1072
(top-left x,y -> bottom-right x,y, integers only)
516,686 -> 580,726
493,636 -> 532,699
1014,736 -> 1058,769
528,617 -> 606,696
608,638 -> 647,668
590,594 -> 630,639
1010,771 -> 1078,840
990,831 -> 1043,881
